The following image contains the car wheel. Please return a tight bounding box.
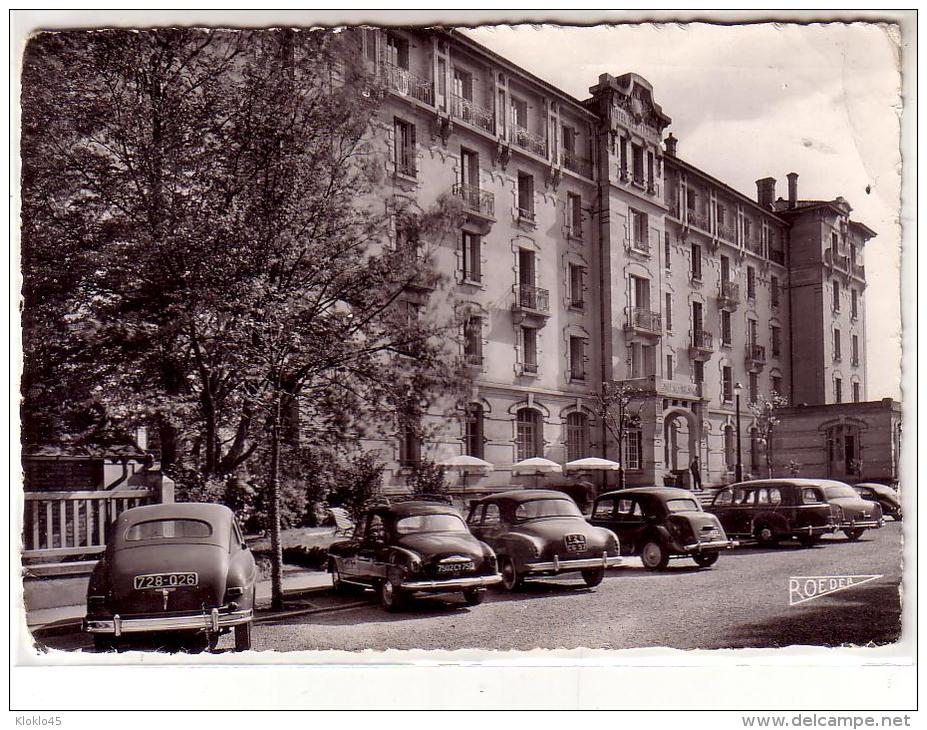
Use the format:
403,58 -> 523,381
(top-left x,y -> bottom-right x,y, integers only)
692,551 -> 719,568
234,622 -> 252,651
379,578 -> 407,612
93,635 -> 116,652
499,557 -> 523,591
754,524 -> 778,547
462,588 -> 486,606
798,534 -> 821,548
581,567 -> 605,587
640,540 -> 669,570
844,528 -> 866,541
330,559 -> 347,594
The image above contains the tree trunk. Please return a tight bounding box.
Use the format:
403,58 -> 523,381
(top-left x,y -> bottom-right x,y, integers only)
267,390 -> 285,611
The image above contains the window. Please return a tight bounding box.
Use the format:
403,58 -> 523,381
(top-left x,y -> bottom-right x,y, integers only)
398,417 -> 421,467
834,376 -> 843,403
567,193 -> 582,236
686,188 -> 697,212
569,336 -> 587,380
624,429 -> 642,470
691,301 -> 703,338
723,426 -> 735,470
825,423 -> 861,477
569,264 -> 585,308
720,255 -> 731,284
722,366 -> 733,403
665,354 -> 674,380
746,266 -> 757,300
592,498 -> 615,519
851,288 -> 859,319
464,316 -> 483,365
852,382 -> 861,403
771,374 -> 782,397
744,217 -> 752,242
833,279 -> 841,312
630,208 -> 649,250
516,408 -> 543,460
717,204 -> 726,228
366,514 -> 386,542
691,242 -> 702,280
851,334 -> 859,366
693,359 -> 704,384
771,326 -> 781,357
831,231 -> 839,250
510,96 -> 528,128
461,231 -> 481,282
465,403 -> 484,459
616,498 -> 643,518
482,503 -> 501,526
565,412 -> 590,461
460,148 -> 479,188
850,242 -> 857,265
771,276 -> 780,308
630,274 -> 651,312
520,326 -> 538,373
646,151 -> 655,187
749,372 -> 758,404
721,310 -> 732,346
125,519 -> 211,541
517,172 -> 534,221
833,329 -> 842,361
631,144 -> 645,184
664,231 -> 672,269
384,33 -> 409,69
452,67 -> 472,101
618,136 -> 628,176
393,118 -> 416,177
630,342 -> 656,378
665,293 -> 673,332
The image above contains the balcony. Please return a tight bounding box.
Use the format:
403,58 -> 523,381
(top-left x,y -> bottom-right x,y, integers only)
520,361 -> 539,375
390,246 -> 434,292
745,343 -> 767,369
717,280 -> 740,310
625,307 -> 662,337
717,223 -> 737,244
511,284 -> 550,325
449,94 -> 494,134
379,62 -> 433,105
851,262 -> 866,280
464,352 -> 484,369
688,329 -> 714,360
561,150 -> 593,179
452,182 -> 495,220
769,248 -> 786,266
511,125 -> 546,158
687,209 -> 710,233
667,200 -> 681,220
617,375 -> 704,400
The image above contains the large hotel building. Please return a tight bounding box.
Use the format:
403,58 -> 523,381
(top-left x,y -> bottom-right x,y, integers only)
356,27 -> 888,493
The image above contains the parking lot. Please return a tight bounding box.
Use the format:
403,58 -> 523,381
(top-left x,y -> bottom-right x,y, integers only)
39,521 -> 902,653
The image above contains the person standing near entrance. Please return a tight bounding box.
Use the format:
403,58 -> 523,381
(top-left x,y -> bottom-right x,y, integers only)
690,457 -> 702,491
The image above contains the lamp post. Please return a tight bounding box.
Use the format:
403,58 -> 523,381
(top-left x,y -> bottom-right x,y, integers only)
734,382 -> 744,483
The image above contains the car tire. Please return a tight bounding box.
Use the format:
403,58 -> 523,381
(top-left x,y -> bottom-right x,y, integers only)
692,551 -> 719,568
234,622 -> 252,652
640,540 -> 670,570
93,635 -> 116,652
754,524 -> 778,547
843,528 -> 866,541
798,534 -> 822,548
462,588 -> 486,606
379,578 -> 407,612
581,567 -> 605,587
330,559 -> 348,594
499,557 -> 523,591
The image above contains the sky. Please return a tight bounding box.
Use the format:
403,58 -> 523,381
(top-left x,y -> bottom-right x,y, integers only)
462,22 -> 904,400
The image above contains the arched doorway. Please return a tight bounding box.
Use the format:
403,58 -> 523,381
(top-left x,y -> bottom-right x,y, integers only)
663,407 -> 700,482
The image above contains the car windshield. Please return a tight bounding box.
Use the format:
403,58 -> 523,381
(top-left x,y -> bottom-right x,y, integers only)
824,485 -> 859,499
665,498 -> 700,513
125,519 -> 212,541
395,514 -> 468,535
514,498 -> 582,521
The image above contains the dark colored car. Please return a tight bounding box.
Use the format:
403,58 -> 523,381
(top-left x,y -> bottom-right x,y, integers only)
814,480 -> 884,540
588,487 -> 734,569
327,500 -> 501,611
854,482 -> 902,521
83,503 -> 256,652
705,480 -> 837,547
466,490 -> 621,590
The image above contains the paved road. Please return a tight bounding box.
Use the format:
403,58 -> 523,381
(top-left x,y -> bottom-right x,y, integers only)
39,522 -> 902,653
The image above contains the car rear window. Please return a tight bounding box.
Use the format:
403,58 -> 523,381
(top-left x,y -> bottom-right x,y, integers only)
395,514 -> 468,535
824,485 -> 859,499
665,498 -> 700,513
125,519 -> 212,541
514,498 -> 581,521
802,488 -> 823,504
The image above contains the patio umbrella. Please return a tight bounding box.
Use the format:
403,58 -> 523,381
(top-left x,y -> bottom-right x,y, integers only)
511,457 -> 563,488
437,454 -> 493,492
563,457 -> 622,472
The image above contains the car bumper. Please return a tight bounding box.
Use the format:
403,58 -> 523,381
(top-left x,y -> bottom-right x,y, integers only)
839,519 -> 884,530
680,539 -> 737,553
522,552 -> 622,575
399,573 -> 503,592
83,607 -> 253,637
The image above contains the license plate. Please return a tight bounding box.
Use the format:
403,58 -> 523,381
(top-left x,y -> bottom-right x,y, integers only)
134,572 -> 198,590
564,534 -> 586,553
437,561 -> 474,573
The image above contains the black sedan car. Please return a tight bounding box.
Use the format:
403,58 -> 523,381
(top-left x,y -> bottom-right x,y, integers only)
813,480 -> 884,540
854,483 -> 902,521
588,487 -> 734,569
327,500 -> 501,611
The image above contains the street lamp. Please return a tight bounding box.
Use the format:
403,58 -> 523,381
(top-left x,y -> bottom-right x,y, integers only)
734,382 -> 743,483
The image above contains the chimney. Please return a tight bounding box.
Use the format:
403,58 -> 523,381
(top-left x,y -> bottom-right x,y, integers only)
787,172 -> 799,209
664,133 -> 677,157
756,177 -> 776,209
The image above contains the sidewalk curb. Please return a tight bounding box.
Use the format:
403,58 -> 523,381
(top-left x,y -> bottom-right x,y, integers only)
28,583 -> 340,640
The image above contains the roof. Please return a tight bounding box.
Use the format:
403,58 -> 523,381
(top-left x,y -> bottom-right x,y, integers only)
727,478 -> 850,488
597,486 -> 699,500
476,489 -> 574,503
375,501 -> 461,517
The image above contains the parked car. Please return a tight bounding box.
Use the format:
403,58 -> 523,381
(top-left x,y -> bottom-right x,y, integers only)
814,480 -> 884,540
466,489 -> 622,590
853,482 -> 902,521
327,499 -> 501,611
705,480 -> 837,547
588,487 -> 734,569
83,503 -> 256,652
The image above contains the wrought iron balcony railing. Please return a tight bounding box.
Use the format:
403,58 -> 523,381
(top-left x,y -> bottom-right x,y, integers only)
627,307 -> 662,334
718,280 -> 740,307
514,284 -> 550,313
746,343 -> 767,364
464,352 -> 484,367
718,223 -> 737,243
452,182 -> 495,218
449,94 -> 494,133
379,61 -> 433,105
511,125 -> 546,157
687,209 -> 710,232
690,329 -> 714,352
769,249 -> 786,265
561,150 -> 593,179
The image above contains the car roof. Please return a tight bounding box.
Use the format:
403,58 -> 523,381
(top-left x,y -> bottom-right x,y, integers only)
597,486 -> 697,500
855,482 -> 896,494
477,489 -> 576,504
111,502 -> 234,547
726,478 -> 851,489
375,501 -> 462,518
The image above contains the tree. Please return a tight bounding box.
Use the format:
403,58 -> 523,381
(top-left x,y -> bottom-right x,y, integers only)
407,459 -> 449,498
592,381 -> 645,490
747,393 -> 788,478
